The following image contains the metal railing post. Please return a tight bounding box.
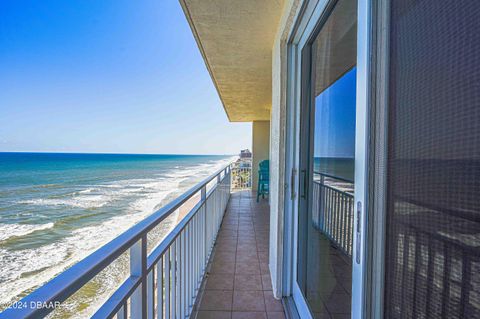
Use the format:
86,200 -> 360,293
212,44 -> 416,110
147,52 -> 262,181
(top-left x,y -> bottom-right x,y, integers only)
170,241 -> 176,318
165,249 -> 170,319
130,236 -> 147,319
147,267 -> 154,319
156,257 -> 163,319
175,238 -> 180,319
117,305 -> 127,319
176,233 -> 181,319
201,185 -> 207,273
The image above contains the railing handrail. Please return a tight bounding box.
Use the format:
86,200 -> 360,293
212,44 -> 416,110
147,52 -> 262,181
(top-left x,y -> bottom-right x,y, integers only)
0,162 -> 233,319
313,171 -> 354,184
314,180 -> 354,197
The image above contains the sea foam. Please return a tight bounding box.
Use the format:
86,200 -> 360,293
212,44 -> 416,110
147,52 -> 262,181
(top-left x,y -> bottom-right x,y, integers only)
0,156 -> 235,316
0,222 -> 55,241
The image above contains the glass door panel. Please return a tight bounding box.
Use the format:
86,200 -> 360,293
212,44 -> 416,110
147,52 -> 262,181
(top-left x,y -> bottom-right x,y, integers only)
296,0 -> 357,317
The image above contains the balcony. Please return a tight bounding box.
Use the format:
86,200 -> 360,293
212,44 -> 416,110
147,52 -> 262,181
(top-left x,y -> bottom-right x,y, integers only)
0,163 -> 283,319
194,191 -> 283,319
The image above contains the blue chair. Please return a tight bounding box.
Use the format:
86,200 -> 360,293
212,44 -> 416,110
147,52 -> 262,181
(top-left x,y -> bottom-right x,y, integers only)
256,160 -> 269,202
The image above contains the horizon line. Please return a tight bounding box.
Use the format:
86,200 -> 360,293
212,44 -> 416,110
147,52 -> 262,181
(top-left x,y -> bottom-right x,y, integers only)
0,151 -> 238,156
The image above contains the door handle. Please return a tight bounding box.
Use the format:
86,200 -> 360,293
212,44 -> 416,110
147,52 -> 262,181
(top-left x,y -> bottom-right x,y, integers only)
290,169 -> 297,200
356,201 -> 362,264
300,169 -> 307,199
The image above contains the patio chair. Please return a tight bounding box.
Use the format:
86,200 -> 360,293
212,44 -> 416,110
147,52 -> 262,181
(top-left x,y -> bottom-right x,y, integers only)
256,160 -> 269,202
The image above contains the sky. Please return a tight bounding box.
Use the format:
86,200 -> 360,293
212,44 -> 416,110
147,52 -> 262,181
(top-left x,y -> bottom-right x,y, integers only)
0,0 -> 251,155
314,67 -> 356,158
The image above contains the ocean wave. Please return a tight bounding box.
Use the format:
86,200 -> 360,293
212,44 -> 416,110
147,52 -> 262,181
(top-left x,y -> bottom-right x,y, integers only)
18,182 -> 153,209
0,222 -> 55,241
0,156 -> 235,315
0,179 -> 179,308
38,184 -> 62,189
0,200 -> 179,314
19,195 -> 113,209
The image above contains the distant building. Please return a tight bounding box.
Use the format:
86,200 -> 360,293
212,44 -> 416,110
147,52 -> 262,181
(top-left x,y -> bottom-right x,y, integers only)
239,149 -> 252,159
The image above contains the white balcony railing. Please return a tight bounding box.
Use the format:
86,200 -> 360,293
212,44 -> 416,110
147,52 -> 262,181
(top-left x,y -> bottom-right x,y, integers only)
0,164 -> 232,319
312,172 -> 354,257
230,161 -> 252,190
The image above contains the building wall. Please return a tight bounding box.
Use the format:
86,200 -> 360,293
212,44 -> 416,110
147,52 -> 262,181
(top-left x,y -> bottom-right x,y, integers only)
252,121 -> 271,191
269,0 -> 302,299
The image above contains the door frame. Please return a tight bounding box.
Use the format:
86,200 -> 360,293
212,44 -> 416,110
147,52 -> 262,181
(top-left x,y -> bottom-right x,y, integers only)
283,1 -> 333,317
364,0 -> 389,318
282,0 -> 375,318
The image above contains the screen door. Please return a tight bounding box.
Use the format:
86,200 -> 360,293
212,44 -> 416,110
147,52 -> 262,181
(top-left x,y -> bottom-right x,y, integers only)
384,0 -> 480,318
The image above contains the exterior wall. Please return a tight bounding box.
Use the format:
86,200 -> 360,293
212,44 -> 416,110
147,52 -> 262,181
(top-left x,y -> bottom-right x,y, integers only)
252,121 -> 271,192
269,0 -> 302,299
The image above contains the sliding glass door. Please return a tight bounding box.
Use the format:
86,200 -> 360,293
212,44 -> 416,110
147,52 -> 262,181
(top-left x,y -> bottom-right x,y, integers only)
294,0 -> 358,317
288,1 -> 480,318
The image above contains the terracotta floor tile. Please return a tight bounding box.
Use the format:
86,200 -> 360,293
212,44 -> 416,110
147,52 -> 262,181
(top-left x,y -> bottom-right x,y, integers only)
215,251 -> 236,263
199,290 -> 233,311
261,274 -> 272,290
237,243 -> 257,251
216,243 -> 237,253
260,262 -> 270,275
258,252 -> 269,264
206,274 -> 234,290
256,243 -> 269,252
197,311 -> 232,319
232,290 -> 266,312
238,237 -> 257,245
238,234 -> 256,240
232,312 -> 267,319
223,224 -> 239,230
236,251 -> 259,260
210,261 -> 236,274
220,230 -> 239,237
311,312 -> 331,319
217,237 -> 238,246
267,312 -> 286,319
263,291 -> 283,312
234,274 -> 263,291
235,261 -> 261,275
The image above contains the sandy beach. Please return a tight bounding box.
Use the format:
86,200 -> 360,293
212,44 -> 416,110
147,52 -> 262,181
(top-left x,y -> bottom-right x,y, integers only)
176,192 -> 201,223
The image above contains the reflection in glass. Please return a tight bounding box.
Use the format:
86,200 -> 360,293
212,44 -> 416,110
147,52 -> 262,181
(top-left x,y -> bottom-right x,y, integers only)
385,1 -> 480,318
297,1 -> 357,317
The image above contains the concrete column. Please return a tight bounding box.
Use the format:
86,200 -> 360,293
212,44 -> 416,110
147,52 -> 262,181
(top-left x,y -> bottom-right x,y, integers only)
252,121 -> 270,192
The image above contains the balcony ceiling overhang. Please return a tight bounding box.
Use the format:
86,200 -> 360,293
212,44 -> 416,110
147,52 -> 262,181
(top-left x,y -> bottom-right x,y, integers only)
179,0 -> 284,122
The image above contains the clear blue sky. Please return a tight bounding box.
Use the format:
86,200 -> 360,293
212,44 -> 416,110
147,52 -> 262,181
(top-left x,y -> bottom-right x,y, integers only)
314,67 -> 356,158
0,0 -> 251,155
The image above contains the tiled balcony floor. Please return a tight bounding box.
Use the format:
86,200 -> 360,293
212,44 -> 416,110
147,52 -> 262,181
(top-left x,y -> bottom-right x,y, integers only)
194,190 -> 285,319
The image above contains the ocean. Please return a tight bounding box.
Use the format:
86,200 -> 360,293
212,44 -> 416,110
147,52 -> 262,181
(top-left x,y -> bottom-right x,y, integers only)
0,152 -> 233,317
314,157 -> 355,182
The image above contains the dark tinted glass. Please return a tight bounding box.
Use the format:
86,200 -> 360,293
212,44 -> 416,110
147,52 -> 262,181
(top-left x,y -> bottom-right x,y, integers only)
385,1 -> 480,318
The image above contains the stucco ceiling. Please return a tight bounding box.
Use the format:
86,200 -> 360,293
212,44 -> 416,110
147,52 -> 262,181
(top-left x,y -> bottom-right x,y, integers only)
179,0 -> 285,122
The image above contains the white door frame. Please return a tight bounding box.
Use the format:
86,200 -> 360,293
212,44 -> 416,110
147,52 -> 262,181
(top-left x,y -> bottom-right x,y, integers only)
282,0 -> 373,318
352,0 -> 372,317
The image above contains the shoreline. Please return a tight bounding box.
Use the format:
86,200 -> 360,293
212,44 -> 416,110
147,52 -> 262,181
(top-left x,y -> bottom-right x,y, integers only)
176,192 -> 201,223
